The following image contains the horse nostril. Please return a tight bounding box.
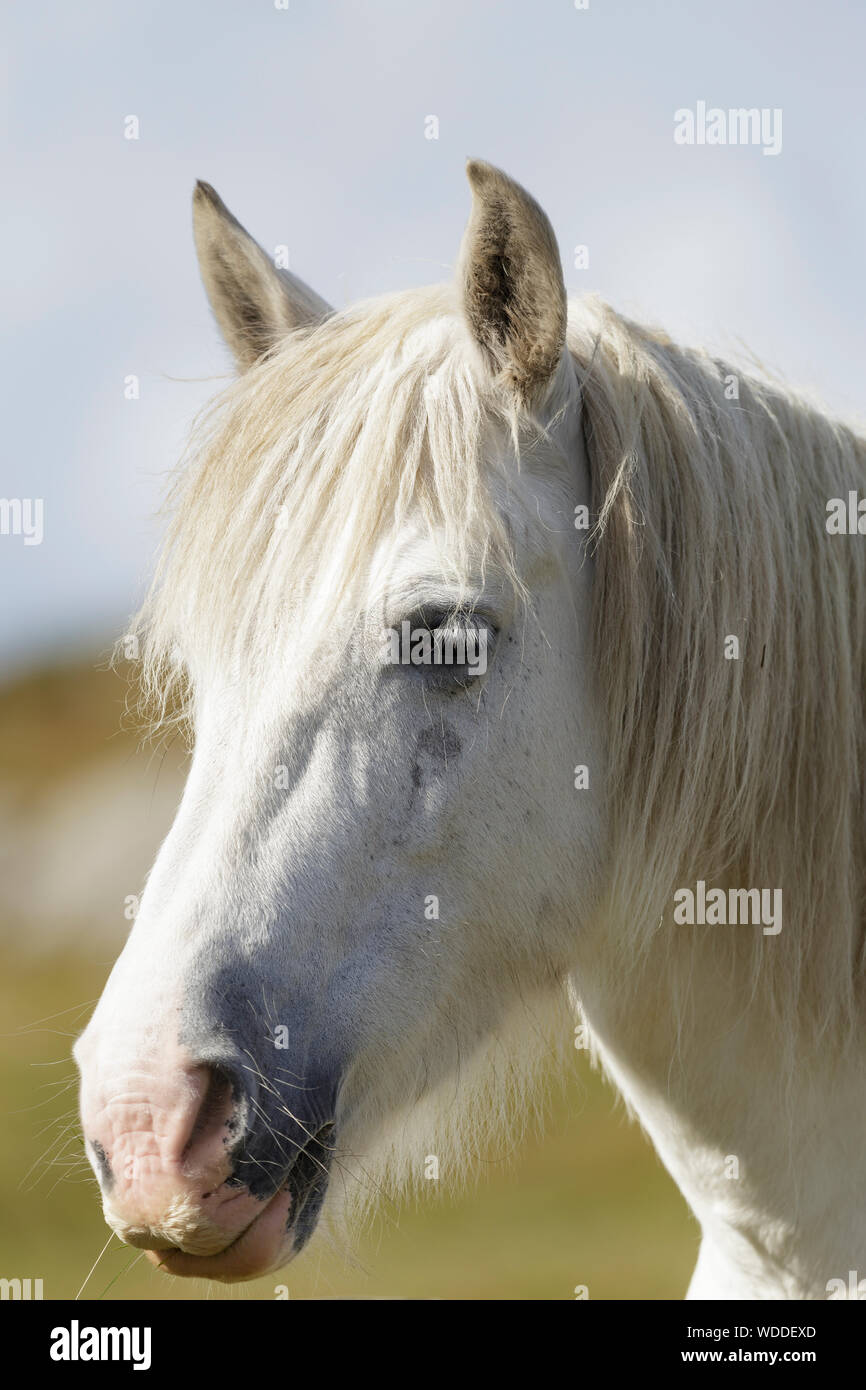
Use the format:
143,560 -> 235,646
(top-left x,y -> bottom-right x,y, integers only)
88,1138 -> 114,1190
82,1059 -> 249,1206
181,1064 -> 246,1177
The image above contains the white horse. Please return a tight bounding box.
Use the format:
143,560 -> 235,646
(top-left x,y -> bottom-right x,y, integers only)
74,161 -> 866,1298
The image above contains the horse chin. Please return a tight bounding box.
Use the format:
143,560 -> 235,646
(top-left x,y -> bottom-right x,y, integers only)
144,1125 -> 335,1283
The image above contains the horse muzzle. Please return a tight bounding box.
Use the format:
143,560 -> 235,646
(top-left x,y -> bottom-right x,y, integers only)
75,1030 -> 338,1282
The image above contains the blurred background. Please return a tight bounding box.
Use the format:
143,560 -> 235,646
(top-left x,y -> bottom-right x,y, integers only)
2,0 -> 862,1299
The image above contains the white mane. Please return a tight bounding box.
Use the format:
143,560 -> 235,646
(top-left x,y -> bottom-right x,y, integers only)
572,299 -> 866,1063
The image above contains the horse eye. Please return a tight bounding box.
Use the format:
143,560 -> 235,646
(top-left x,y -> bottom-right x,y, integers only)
385,608 -> 496,687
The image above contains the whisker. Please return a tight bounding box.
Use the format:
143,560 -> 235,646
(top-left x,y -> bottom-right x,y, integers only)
76,1232 -> 116,1300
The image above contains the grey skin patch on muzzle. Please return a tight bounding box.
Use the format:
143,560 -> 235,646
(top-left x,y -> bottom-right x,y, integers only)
178,966 -> 344,1249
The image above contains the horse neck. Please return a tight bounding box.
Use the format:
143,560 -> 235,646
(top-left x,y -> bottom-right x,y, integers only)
573,931 -> 866,1299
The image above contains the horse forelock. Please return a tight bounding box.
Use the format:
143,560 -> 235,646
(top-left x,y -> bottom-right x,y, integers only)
130,283 -> 547,733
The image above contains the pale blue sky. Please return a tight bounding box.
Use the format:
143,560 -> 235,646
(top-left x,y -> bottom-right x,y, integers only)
2,0 -> 864,673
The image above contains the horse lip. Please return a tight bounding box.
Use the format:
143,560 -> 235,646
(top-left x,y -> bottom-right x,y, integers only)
215,1118 -> 336,1252
143,1123 -> 337,1280
144,1182 -> 294,1280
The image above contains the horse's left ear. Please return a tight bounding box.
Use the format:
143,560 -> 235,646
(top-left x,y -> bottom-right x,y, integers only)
458,160 -> 567,405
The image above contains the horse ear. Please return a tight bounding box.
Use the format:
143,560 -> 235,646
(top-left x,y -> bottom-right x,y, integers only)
192,181 -> 332,370
458,161 -> 567,405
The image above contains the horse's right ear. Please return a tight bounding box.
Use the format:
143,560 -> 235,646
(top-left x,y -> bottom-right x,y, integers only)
192,182 -> 332,370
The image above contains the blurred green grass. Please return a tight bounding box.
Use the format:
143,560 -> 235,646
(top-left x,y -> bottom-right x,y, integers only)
0,659 -> 699,1299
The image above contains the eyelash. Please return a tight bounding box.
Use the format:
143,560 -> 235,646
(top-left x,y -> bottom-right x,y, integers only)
395,610 -> 497,687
